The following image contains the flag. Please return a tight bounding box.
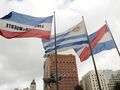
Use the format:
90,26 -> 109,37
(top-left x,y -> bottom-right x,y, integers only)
0,11 -> 53,40
42,20 -> 88,57
74,24 -> 116,62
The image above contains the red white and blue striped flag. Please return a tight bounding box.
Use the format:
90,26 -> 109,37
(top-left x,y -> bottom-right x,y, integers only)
74,24 -> 115,62
0,11 -> 53,40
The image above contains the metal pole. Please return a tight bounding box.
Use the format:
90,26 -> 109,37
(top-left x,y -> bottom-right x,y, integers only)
54,11 -> 59,90
105,20 -> 120,56
82,16 -> 102,90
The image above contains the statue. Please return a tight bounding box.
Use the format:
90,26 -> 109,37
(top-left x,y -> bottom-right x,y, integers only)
43,73 -> 62,88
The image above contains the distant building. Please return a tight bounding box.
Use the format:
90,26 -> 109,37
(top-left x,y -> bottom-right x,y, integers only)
14,79 -> 36,90
103,70 -> 119,83
81,70 -> 108,90
23,87 -> 29,90
81,70 -> 120,90
44,54 -> 79,90
30,79 -> 36,90
14,88 -> 20,90
107,70 -> 120,90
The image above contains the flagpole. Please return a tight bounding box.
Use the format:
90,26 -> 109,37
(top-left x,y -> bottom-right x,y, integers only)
105,20 -> 120,56
54,11 -> 59,90
82,16 -> 102,90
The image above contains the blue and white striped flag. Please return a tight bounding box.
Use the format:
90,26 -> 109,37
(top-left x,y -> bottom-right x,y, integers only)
42,20 -> 88,57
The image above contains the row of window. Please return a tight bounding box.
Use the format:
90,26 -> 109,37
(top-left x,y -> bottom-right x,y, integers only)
52,61 -> 75,64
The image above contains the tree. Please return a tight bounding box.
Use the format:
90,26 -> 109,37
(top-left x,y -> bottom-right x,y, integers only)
114,82 -> 120,90
74,84 -> 83,90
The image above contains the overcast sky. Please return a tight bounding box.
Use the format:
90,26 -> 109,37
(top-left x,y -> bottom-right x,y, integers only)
0,0 -> 120,90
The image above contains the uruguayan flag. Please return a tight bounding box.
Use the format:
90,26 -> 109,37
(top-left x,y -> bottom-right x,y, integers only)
42,20 -> 88,57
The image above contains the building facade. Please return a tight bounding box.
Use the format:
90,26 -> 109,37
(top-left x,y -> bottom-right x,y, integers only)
81,70 -> 109,90
107,70 -> 120,90
44,54 -> 79,90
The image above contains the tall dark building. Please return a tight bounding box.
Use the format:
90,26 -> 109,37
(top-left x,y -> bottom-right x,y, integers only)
44,54 -> 79,90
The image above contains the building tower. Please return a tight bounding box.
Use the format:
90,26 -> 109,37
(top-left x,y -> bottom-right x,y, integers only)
44,54 -> 79,90
30,79 -> 36,90
107,70 -> 120,90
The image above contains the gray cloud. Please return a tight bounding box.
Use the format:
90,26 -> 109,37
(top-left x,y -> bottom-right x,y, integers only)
0,39 -> 44,90
56,0 -> 75,10
7,0 -> 23,1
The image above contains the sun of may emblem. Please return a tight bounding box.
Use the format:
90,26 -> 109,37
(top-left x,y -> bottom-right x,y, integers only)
72,26 -> 80,32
